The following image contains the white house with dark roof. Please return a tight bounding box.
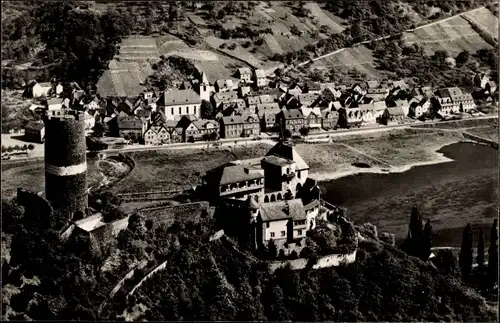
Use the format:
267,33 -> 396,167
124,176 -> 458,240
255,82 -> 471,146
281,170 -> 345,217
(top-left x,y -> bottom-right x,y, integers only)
158,89 -> 201,120
238,67 -> 253,83
31,82 -> 53,98
432,87 -> 475,115
254,69 -> 267,87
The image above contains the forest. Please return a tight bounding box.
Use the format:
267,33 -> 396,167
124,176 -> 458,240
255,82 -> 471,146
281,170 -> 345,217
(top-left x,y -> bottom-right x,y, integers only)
1,198 -> 497,321
1,1 -> 131,90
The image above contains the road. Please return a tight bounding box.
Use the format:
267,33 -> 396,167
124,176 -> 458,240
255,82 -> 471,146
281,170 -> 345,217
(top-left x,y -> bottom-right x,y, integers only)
2,115 -> 497,165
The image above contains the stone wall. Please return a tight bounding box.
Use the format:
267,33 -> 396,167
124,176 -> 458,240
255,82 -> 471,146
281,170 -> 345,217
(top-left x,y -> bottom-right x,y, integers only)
269,250 -> 357,272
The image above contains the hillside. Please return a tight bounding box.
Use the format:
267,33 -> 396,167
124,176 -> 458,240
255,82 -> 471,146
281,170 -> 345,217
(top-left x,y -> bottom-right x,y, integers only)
308,6 -> 498,81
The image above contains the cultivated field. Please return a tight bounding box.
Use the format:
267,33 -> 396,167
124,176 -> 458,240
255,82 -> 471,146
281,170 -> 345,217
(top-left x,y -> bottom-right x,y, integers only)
462,7 -> 499,41
403,15 -> 494,56
310,46 -> 383,80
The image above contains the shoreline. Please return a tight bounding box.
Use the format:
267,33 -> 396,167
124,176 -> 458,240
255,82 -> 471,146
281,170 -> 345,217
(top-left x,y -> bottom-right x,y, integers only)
310,139 -> 470,182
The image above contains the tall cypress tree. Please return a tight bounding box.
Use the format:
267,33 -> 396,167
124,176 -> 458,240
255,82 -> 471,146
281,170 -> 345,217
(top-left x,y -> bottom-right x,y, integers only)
420,219 -> 433,261
488,219 -> 498,289
408,207 -> 423,256
476,228 -> 485,270
459,223 -> 473,281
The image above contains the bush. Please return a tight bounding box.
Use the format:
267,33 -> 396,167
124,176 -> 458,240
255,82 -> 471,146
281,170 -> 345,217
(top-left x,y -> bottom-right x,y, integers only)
228,43 -> 237,50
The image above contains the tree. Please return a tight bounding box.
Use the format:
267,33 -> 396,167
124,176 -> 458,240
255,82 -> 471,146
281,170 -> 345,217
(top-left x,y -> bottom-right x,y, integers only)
92,122 -> 106,137
476,228 -> 485,269
1,145 -> 5,153
487,219 -> 498,289
420,219 -> 432,261
456,50 -> 470,67
13,145 -> 20,151
459,223 -> 473,281
200,100 -> 214,119
267,239 -> 278,259
299,127 -> 310,137
282,129 -> 292,139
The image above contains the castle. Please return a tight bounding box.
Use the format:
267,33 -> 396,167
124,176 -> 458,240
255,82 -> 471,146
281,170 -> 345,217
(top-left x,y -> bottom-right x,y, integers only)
202,140 -> 323,254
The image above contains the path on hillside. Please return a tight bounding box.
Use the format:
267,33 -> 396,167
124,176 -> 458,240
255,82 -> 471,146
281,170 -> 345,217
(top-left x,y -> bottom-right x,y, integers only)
287,5 -> 489,71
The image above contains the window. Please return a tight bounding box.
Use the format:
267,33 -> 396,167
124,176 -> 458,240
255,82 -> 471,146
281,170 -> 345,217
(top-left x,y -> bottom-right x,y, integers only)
281,231 -> 286,237
171,107 -> 174,115
270,232 -> 275,238
266,223 -> 270,228
187,106 -> 190,114
194,106 -> 197,114
298,171 -> 301,179
298,229 -> 303,236
178,107 -> 181,114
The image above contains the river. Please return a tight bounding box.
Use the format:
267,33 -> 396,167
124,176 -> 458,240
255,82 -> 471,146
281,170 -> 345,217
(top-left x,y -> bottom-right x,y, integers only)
320,141 -> 498,247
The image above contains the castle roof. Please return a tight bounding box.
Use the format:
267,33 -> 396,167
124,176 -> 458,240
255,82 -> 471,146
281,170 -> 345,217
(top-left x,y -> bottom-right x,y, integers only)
266,141 -> 309,170
247,196 -> 260,210
259,199 -> 306,222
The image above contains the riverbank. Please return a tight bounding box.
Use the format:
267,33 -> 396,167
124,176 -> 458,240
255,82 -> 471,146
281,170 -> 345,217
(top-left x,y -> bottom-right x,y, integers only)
319,141 -> 498,247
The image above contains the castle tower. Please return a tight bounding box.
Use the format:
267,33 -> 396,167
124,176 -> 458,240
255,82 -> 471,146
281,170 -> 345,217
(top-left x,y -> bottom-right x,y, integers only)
247,196 -> 260,250
44,110 -> 88,218
199,71 -> 211,102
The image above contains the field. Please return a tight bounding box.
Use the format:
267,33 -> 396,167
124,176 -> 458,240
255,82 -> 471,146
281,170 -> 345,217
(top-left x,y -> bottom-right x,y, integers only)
1,156 -> 102,200
294,143 -> 387,176
338,128 -> 464,167
462,7 -> 499,41
310,46 -> 383,80
466,126 -> 499,142
109,149 -> 236,193
403,15 -> 494,56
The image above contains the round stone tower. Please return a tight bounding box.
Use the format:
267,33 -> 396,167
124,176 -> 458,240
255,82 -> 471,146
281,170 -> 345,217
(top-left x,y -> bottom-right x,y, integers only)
44,110 -> 88,218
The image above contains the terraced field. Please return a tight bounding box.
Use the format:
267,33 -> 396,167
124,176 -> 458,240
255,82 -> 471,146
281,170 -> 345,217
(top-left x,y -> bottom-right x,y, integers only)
309,7 -> 497,80
403,14 -> 494,56
116,36 -> 160,61
311,46 -> 382,79
462,7 -> 499,41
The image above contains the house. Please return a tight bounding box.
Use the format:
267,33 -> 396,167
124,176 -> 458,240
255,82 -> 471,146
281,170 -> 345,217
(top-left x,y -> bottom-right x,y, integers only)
31,82 -> 53,98
256,102 -> 280,115
202,163 -> 265,200
358,103 -> 376,124
240,85 -> 251,97
322,87 -> 342,101
255,69 -> 267,88
280,109 -> 304,134
251,198 -> 308,248
392,99 -> 410,116
300,107 -> 322,130
409,97 -> 431,118
44,98 -> 70,111
24,121 -> 45,143
288,84 -> 303,96
433,87 -> 476,115
474,73 -> 490,89
321,110 -> 339,130
382,107 -> 406,124
220,114 -> 260,138
259,94 -> 275,104
55,83 -> 64,97
365,87 -> 389,101
304,82 -> 322,94
158,89 -> 201,120
247,95 -> 261,109
365,80 -> 379,89
212,91 -> 238,109
84,111 -> 96,131
117,115 -> 145,141
261,111 -> 280,132
215,79 -> 233,92
238,67 -> 253,83
392,79 -> 409,91
373,100 -> 388,119
298,93 -> 320,107
80,96 -> 100,111
194,119 -> 219,140
486,81 -> 497,95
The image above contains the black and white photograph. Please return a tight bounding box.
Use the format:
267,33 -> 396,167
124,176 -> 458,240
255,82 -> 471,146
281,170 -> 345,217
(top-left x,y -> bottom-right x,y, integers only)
1,0 -> 499,321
